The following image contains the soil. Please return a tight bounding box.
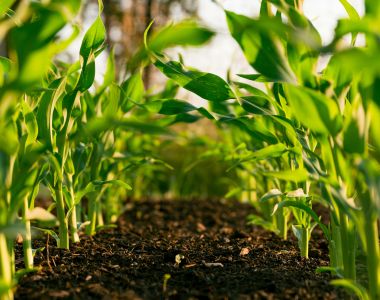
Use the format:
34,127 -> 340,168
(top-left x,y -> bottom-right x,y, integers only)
15,199 -> 351,300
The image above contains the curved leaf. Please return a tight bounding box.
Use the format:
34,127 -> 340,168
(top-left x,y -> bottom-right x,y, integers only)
154,59 -> 234,101
331,279 -> 369,300
285,85 -> 343,136
273,200 -> 330,239
226,11 -> 296,83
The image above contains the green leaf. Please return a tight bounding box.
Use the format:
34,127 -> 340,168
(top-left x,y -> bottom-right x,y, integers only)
9,7 -> 67,87
77,54 -> 96,91
197,107 -> 215,120
226,10 -> 296,83
97,0 -> 104,13
338,0 -> 361,44
316,266 -> 342,275
102,49 -> 115,87
184,73 -> 234,101
264,168 -> 309,182
75,179 -> 132,203
0,0 -> 15,16
0,56 -> 11,86
104,83 -> 121,117
93,179 -> 132,190
273,200 -> 330,239
36,78 -> 66,150
83,117 -> 171,136
80,16 -> 106,62
339,0 -> 361,21
237,73 -> 275,82
230,144 -> 289,169
49,153 -> 63,182
147,99 -> 197,115
285,85 -> 343,136
370,103 -> 380,150
343,115 -> 365,154
220,116 -> 278,144
365,0 -> 380,18
270,115 -> 300,147
148,20 -> 214,51
0,121 -> 18,155
21,100 -> 38,146
121,72 -> 145,109
154,59 -> 234,101
56,91 -> 80,152
250,143 -> 288,160
33,227 -> 60,245
128,20 -> 214,70
170,113 -> 200,124
331,279 -> 369,300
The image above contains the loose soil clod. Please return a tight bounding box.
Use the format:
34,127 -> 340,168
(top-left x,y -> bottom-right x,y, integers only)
15,199 -> 350,299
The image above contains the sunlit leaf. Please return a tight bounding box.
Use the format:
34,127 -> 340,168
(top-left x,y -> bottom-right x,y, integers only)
154,59 -> 234,101
264,168 -> 309,182
285,85 -> 343,136
226,10 -> 296,83
0,0 -> 15,17
80,16 -> 106,62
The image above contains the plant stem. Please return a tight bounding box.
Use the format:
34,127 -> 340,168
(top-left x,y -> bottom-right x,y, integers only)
276,207 -> 287,240
76,203 -> 82,223
69,206 -> 79,243
300,227 -> 309,258
329,212 -> 343,271
97,203 -> 104,227
339,210 -> 356,280
0,233 -> 13,300
55,182 -> 69,249
364,215 -> 380,300
86,196 -> 98,236
68,179 -> 79,243
22,196 -> 33,270
5,155 -> 16,207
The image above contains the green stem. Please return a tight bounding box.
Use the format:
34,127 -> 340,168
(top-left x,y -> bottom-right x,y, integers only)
276,207 -> 288,240
365,216 -> 380,300
300,227 -> 309,258
55,182 -> 69,249
339,210 -> 356,280
22,196 -> 33,270
97,203 -> 104,227
68,179 -> 79,243
7,242 -> 14,282
86,196 -> 98,236
330,212 -> 343,271
326,138 -> 356,279
0,233 -> 13,300
69,206 -> 79,243
5,155 -> 16,207
76,204 -> 82,223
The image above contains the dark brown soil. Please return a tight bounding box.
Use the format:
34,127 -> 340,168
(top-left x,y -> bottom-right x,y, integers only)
15,199 -> 350,300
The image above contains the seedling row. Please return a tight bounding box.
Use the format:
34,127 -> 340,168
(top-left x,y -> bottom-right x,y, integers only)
1,0 -> 380,299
